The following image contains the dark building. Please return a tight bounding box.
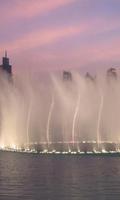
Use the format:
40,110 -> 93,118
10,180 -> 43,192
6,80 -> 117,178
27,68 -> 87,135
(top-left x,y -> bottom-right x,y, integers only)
0,51 -> 12,75
85,72 -> 95,82
106,68 -> 117,80
63,71 -> 72,81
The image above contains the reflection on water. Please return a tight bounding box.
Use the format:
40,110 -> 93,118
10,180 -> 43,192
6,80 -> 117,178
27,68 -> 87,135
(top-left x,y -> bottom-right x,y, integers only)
0,152 -> 120,200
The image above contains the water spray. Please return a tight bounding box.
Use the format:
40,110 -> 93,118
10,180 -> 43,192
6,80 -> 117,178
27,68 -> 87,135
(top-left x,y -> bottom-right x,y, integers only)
96,89 -> 104,149
72,93 -> 80,145
46,95 -> 54,147
26,99 -> 33,146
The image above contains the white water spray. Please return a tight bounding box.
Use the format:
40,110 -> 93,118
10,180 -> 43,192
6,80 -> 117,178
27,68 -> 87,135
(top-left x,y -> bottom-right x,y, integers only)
46,95 -> 54,144
26,100 -> 32,145
72,94 -> 80,143
97,89 -> 104,147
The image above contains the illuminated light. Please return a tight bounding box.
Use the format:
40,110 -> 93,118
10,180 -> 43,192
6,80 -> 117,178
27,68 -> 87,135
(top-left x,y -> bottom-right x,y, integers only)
11,144 -> 17,150
92,140 -> 96,143
0,144 -> 5,149
116,149 -> 120,152
62,151 -> 68,154
86,151 -> 93,154
48,151 -> 53,154
68,149 -> 71,153
30,149 -> 36,153
43,149 -> 48,153
93,149 -> 101,154
55,151 -> 61,154
71,151 -> 77,154
80,151 -> 85,154
109,151 -> 115,153
25,148 -> 31,152
1,147 -> 120,155
48,149 -> 56,154
101,149 -> 108,153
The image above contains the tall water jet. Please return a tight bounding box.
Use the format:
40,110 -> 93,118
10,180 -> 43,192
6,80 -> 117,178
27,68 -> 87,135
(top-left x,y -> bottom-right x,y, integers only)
46,95 -> 54,146
72,94 -> 80,144
26,100 -> 32,145
96,89 -> 104,148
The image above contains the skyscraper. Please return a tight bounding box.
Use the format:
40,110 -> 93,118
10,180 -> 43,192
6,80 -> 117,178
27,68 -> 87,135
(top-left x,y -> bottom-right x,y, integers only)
0,51 -> 12,74
106,68 -> 117,80
63,71 -> 72,81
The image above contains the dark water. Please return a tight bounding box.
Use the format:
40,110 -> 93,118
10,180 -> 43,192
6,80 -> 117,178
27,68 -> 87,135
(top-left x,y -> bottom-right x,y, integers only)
0,152 -> 120,200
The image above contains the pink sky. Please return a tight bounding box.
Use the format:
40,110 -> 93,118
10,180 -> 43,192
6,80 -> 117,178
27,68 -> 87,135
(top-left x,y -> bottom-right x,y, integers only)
0,0 -> 120,73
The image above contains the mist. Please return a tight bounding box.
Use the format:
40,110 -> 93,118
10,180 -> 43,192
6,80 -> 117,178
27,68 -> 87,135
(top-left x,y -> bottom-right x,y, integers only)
0,69 -> 119,152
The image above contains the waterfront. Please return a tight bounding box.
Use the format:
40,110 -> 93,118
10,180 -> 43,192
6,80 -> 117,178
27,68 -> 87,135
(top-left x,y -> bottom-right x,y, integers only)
0,151 -> 120,200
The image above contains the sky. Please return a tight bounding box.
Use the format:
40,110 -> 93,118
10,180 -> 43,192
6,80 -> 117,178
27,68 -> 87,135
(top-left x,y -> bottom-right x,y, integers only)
0,0 -> 120,74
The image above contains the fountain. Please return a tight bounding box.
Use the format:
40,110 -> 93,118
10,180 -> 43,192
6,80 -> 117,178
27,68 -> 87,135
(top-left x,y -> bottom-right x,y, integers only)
0,67 -> 120,155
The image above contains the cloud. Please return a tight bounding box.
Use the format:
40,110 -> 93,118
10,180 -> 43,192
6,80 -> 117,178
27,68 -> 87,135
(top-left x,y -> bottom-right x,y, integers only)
10,34 -> 120,73
1,25 -> 81,52
1,15 -> 120,72
0,0 -> 77,24
3,15 -> 119,52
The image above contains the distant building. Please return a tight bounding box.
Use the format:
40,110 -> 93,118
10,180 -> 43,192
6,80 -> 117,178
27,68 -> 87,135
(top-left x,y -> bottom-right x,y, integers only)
0,51 -> 12,75
63,71 -> 72,81
107,68 -> 117,80
85,72 -> 95,82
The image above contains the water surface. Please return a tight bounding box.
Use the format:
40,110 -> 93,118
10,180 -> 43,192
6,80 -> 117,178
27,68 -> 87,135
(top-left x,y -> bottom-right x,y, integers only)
0,151 -> 120,200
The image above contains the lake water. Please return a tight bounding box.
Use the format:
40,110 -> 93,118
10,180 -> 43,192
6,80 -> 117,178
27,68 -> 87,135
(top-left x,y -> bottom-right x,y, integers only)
0,151 -> 120,200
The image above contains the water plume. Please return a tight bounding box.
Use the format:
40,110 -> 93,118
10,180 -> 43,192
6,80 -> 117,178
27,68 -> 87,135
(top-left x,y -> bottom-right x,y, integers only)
0,70 -> 119,154
46,94 -> 54,145
96,89 -> 104,147
72,93 -> 80,144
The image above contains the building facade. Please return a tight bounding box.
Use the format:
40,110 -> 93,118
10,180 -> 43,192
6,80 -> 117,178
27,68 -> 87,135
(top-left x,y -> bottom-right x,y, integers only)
0,51 -> 12,75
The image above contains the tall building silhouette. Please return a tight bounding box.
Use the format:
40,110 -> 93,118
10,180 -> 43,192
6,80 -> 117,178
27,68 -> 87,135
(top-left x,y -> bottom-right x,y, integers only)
106,68 -> 117,80
0,51 -> 12,74
85,72 -> 95,82
63,71 -> 72,81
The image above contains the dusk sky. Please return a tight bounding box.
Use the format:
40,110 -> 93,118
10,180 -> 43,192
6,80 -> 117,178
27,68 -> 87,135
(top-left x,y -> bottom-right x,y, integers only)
0,0 -> 120,73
